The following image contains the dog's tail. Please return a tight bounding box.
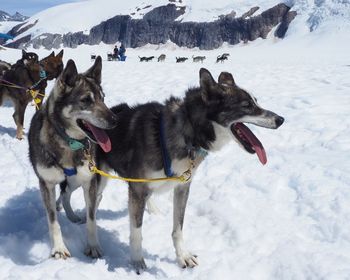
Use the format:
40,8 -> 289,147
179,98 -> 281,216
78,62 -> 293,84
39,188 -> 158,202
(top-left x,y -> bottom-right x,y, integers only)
56,181 -> 87,224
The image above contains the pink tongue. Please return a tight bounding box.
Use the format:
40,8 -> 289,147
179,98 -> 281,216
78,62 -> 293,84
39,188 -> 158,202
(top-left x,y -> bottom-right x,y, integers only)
235,123 -> 267,165
85,123 -> 112,153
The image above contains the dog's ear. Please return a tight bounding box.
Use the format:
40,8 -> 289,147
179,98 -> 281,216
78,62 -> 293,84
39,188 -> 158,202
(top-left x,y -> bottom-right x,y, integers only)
56,49 -> 64,59
218,72 -> 235,86
60,59 -> 78,87
200,68 -> 215,89
22,49 -> 27,57
49,51 -> 55,57
199,68 -> 216,103
85,56 -> 102,84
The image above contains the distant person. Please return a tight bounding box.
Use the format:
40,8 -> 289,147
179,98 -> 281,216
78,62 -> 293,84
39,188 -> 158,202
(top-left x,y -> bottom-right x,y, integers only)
113,45 -> 119,60
119,43 -> 126,61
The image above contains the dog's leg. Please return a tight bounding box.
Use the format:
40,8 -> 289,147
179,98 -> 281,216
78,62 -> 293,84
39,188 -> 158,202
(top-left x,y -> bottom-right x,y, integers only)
172,183 -> 198,268
56,180 -> 67,211
13,102 -> 26,140
83,177 -> 103,258
39,179 -> 71,259
129,184 -> 148,274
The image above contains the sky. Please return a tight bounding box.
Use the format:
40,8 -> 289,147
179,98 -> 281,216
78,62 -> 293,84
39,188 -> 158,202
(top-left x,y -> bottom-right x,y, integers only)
0,0 -> 82,16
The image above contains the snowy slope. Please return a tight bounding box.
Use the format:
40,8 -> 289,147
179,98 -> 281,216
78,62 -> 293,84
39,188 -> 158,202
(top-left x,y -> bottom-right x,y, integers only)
0,21 -> 20,34
0,27 -> 350,279
10,0 -> 350,44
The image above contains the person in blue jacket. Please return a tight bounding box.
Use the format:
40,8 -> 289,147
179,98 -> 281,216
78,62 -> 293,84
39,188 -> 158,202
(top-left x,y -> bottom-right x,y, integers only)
119,43 -> 126,61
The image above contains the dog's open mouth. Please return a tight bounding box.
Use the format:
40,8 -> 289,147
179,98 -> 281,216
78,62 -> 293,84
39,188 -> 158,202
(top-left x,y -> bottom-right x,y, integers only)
231,123 -> 267,165
77,120 -> 111,153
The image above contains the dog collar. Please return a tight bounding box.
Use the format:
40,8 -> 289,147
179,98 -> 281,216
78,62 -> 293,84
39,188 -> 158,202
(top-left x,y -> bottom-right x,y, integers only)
63,167 -> 77,176
53,122 -> 88,151
29,65 -> 47,90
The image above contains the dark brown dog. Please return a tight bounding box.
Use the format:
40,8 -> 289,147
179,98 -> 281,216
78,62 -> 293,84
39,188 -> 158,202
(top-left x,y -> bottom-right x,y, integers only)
0,50 -> 64,139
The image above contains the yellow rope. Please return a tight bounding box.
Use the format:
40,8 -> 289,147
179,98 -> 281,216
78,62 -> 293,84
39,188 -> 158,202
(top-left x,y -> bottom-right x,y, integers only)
0,82 -> 24,89
90,166 -> 192,183
0,82 -> 45,110
85,150 -> 194,184
28,89 -> 45,110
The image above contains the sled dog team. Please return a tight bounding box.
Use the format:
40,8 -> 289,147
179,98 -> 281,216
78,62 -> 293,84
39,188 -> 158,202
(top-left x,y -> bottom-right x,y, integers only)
1,50 -> 284,273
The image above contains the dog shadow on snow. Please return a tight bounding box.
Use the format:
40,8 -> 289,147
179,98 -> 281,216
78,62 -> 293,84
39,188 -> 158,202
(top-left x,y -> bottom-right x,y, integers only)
0,124 -> 17,138
0,188 -> 170,275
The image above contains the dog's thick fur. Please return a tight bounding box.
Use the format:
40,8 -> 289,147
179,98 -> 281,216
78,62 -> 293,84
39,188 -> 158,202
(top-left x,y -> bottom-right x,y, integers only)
192,55 -> 206,63
0,59 -> 11,77
94,68 -> 283,273
28,57 -> 117,260
176,57 -> 188,63
139,56 -> 155,62
158,54 -> 166,62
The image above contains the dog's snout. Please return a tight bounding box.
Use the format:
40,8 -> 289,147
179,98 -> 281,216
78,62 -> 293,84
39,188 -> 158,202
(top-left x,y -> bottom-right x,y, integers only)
275,116 -> 284,128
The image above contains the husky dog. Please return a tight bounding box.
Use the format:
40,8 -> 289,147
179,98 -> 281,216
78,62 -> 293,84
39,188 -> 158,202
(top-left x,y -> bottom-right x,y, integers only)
34,50 -> 64,106
39,50 -> 64,81
158,54 -> 166,62
0,50 -> 45,139
216,53 -> 229,63
139,56 -> 155,62
176,57 -> 188,63
89,68 -> 282,273
192,55 -> 206,63
28,57 -> 118,259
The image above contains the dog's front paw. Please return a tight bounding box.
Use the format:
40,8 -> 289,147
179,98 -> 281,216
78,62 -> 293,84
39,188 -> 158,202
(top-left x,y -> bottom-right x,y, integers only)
177,253 -> 198,268
131,258 -> 147,274
51,246 -> 71,259
16,133 -> 24,140
84,245 -> 103,258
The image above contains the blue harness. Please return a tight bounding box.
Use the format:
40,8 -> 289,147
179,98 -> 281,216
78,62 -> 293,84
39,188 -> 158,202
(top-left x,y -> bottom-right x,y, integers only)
159,113 -> 208,177
63,167 -> 77,177
159,113 -> 174,177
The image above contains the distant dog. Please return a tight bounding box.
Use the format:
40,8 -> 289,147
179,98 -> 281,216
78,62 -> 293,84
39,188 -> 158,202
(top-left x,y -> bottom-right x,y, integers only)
176,57 -> 188,63
158,54 -> 166,62
28,57 -> 118,260
192,55 -> 206,63
216,53 -> 229,63
0,50 -> 44,139
61,68 -> 284,273
139,56 -> 155,62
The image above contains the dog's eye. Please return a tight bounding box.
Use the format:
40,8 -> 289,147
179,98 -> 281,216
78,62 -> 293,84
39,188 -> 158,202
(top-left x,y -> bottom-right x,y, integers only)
241,101 -> 250,108
80,96 -> 92,104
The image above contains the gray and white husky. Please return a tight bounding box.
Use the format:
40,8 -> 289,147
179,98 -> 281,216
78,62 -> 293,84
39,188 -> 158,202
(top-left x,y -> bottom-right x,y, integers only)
28,56 -> 117,259
103,68 -> 284,272
63,68 -> 284,273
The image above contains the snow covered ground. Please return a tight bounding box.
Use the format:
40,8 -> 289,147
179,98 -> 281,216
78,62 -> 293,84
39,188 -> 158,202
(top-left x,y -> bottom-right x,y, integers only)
0,32 -> 350,279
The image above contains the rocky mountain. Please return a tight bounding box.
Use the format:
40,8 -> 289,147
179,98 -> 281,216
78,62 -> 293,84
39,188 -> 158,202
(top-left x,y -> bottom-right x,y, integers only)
5,2 -> 296,50
0,10 -> 28,22
2,0 -> 349,50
